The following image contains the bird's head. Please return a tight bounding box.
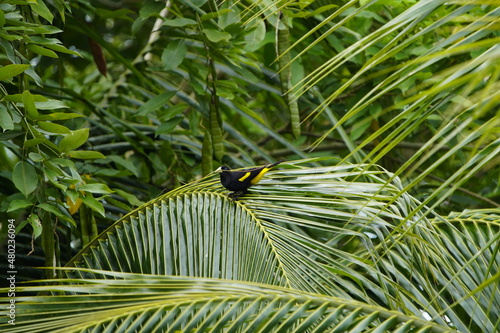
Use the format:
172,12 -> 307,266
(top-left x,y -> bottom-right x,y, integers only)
216,165 -> 230,172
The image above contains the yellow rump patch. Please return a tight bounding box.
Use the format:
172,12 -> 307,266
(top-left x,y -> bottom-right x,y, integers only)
250,167 -> 270,185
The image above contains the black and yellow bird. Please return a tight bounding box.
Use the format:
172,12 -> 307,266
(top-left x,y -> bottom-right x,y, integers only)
218,161 -> 282,196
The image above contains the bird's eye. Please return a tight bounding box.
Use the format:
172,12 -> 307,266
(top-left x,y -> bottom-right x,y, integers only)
221,166 -> 230,170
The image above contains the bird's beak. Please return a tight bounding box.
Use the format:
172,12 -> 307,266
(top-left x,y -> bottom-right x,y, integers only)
215,166 -> 222,172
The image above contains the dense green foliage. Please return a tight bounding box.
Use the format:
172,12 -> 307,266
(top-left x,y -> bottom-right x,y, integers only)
0,0 -> 499,331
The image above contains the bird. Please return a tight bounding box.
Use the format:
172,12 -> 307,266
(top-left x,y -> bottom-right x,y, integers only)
217,161 -> 282,197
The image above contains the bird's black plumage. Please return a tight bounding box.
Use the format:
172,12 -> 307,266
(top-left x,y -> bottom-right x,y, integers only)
218,161 -> 282,194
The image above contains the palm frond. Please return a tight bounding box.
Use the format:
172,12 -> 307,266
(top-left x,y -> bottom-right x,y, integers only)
1,272 -> 454,333
62,160 -> 491,314
2,159 -> 498,331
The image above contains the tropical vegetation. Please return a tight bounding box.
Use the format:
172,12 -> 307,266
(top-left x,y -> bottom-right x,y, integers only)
0,0 -> 499,332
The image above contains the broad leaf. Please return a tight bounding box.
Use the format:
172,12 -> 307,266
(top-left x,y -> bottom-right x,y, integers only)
0,64 -> 30,81
12,161 -> 38,197
2,272 -> 454,333
161,40 -> 187,71
59,128 -> 89,153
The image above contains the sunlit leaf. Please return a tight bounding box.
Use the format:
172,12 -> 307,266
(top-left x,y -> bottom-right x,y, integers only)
78,183 -> 113,194
80,194 -> 105,217
67,150 -> 106,159
7,199 -> 33,212
202,28 -> 231,42
59,128 -> 89,153
37,121 -> 71,134
0,64 -> 30,81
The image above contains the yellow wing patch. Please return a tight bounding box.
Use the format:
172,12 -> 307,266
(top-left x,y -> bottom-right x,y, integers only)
238,172 -> 251,182
250,167 -> 270,185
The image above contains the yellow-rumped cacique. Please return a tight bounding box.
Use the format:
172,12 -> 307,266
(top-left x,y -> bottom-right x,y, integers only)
218,161 -> 282,194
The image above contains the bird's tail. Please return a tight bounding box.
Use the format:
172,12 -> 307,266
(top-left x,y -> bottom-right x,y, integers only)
266,160 -> 283,169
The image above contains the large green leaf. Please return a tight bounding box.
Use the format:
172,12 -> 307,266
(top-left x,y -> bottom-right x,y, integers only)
1,272 -> 454,333
1,160 -> 499,332
67,159 -> 497,328
0,64 -> 30,81
12,161 -> 38,197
